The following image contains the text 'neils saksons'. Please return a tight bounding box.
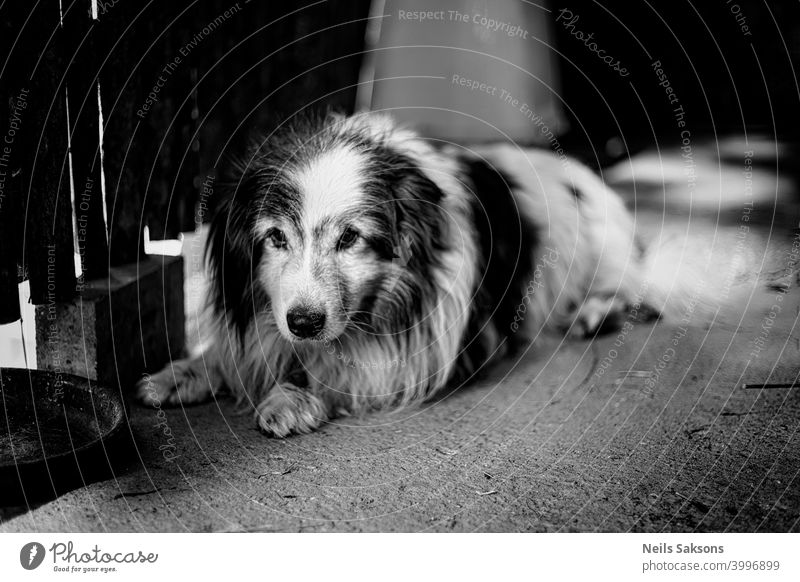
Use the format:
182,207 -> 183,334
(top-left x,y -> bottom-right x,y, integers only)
643,543 -> 724,554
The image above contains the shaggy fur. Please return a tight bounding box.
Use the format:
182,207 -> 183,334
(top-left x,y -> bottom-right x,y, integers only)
137,112 -> 701,437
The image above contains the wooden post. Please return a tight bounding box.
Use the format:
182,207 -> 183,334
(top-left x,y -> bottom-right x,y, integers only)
26,2 -> 186,389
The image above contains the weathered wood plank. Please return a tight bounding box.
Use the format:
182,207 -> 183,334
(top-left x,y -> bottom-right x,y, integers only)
0,3 -> 29,322
65,0 -> 109,282
144,1 -> 201,240
95,0 -> 150,265
23,1 -> 77,305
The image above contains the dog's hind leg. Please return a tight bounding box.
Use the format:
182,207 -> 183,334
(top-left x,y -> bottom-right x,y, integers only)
567,293 -> 630,338
137,353 -> 224,407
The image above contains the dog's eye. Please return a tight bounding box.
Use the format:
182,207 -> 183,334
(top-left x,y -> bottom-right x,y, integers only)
337,227 -> 360,251
266,228 -> 288,249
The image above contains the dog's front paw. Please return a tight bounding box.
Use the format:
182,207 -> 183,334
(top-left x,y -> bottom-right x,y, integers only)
255,385 -> 328,438
137,358 -> 217,407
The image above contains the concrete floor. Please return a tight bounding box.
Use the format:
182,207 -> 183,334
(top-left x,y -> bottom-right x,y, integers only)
1,144 -> 799,532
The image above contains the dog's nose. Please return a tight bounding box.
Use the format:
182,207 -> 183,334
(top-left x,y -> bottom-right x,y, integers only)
286,307 -> 326,338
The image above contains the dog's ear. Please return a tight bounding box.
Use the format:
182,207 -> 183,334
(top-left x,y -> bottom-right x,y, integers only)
205,159 -> 266,341
368,153 -> 450,328
377,152 -> 449,267
392,163 -> 449,264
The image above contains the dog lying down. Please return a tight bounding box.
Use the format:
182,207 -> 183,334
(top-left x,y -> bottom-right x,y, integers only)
138,112 -> 708,437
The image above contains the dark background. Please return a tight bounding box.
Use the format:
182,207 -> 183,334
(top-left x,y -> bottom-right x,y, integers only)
554,1 -> 800,160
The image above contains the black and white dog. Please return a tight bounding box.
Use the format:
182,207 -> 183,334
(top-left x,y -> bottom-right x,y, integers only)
138,112 -> 699,436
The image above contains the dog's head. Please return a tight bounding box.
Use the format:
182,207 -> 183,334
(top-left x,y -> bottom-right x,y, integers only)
207,113 -> 449,344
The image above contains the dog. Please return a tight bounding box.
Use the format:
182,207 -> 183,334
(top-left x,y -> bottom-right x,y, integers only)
137,111 -> 703,437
